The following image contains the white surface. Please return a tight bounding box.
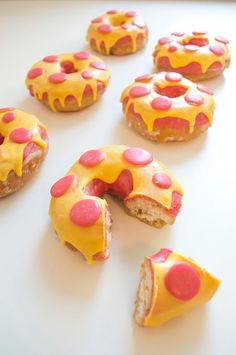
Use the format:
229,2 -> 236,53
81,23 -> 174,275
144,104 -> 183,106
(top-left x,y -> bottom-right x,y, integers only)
0,1 -> 236,354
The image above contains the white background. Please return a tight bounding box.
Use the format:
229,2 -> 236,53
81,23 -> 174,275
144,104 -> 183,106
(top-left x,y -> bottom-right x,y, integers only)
0,1 -> 236,354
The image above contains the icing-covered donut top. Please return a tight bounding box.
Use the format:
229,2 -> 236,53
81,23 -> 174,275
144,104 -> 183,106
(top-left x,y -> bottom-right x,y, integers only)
87,10 -> 148,54
121,72 -> 215,133
153,32 -> 230,73
0,108 -> 48,181
26,52 -> 111,112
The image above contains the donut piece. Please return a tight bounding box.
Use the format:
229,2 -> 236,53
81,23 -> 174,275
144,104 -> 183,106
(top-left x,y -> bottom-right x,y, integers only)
87,10 -> 148,55
0,108 -> 48,197
153,32 -> 230,81
134,248 -> 220,327
25,52 -> 111,112
121,72 -> 215,143
49,146 -> 183,263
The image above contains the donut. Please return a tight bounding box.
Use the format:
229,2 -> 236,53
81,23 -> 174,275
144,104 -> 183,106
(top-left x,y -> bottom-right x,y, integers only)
134,248 -> 220,327
49,145 -> 183,263
153,32 -> 230,81
25,52 -> 111,112
87,10 -> 148,55
121,72 -> 215,143
0,108 -> 48,198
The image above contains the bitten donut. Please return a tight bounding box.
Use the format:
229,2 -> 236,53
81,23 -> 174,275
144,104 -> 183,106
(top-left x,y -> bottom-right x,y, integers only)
25,52 -> 111,112
153,32 -> 230,81
134,248 -> 220,327
49,145 -> 183,263
121,72 -> 215,143
87,10 -> 148,55
0,108 -> 48,198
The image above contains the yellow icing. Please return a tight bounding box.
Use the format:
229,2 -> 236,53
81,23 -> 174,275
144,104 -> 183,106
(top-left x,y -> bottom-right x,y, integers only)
143,250 -> 220,327
0,109 -> 48,181
121,72 -> 215,134
25,53 -> 111,112
153,33 -> 230,73
87,11 -> 147,55
49,145 -> 183,263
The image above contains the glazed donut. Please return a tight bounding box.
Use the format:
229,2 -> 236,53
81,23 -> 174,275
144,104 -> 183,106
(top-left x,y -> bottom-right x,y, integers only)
87,10 -> 148,55
153,32 -> 230,81
121,72 -> 215,143
49,145 -> 183,263
25,52 -> 111,112
0,108 -> 48,198
134,248 -> 220,327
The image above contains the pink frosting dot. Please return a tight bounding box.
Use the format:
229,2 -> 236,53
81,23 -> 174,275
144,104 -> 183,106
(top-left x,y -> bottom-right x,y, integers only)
129,85 -> 150,98
192,31 -> 207,35
151,248 -> 172,263
152,172 -> 172,189
159,36 -> 172,45
9,128 -> 32,144
43,55 -> 59,63
151,96 -> 172,110
2,112 -> 16,123
132,18 -> 145,29
81,71 -> 93,80
0,107 -> 15,113
50,175 -> 75,198
184,44 -> 199,52
171,31 -> 185,36
107,10 -> 118,14
209,45 -> 224,56
197,84 -> 214,95
168,45 -> 177,52
70,199 -> 101,227
121,24 -> 129,30
215,36 -> 229,45
48,73 -> 67,83
165,72 -> 183,82
185,93 -> 204,106
90,61 -> 106,70
91,17 -> 103,24
165,262 -> 201,301
123,147 -> 153,166
126,11 -> 138,17
98,24 -> 112,33
27,67 -> 43,79
74,51 -> 92,60
39,126 -> 48,140
135,74 -> 153,83
79,149 -> 105,167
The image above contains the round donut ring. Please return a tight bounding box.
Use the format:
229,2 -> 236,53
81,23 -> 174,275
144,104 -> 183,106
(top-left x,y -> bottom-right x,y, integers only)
87,9 -> 148,55
121,72 -> 215,143
49,145 -> 183,263
153,31 -> 230,81
25,52 -> 111,112
0,108 -> 48,197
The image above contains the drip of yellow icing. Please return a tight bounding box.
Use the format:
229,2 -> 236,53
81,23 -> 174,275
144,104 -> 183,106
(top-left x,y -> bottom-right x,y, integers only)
0,109 -> 48,181
25,53 -> 111,112
153,33 -> 230,73
87,11 -> 147,55
120,72 -> 215,134
49,145 -> 183,263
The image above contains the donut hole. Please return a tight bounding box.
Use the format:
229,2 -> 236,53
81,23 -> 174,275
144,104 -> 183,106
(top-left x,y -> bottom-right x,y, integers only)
154,85 -> 188,98
0,133 -> 5,145
180,37 -> 209,47
60,61 -> 77,74
109,14 -> 127,26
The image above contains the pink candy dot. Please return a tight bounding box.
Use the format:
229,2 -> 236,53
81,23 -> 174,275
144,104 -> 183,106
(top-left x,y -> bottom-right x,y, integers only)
132,18 -> 145,29
74,51 -> 92,60
152,172 -> 172,189
192,31 -> 207,35
91,17 -> 103,24
0,107 -> 15,113
79,149 -> 105,167
165,262 -> 201,301
209,45 -> 224,56
123,147 -> 153,166
107,10 -> 118,14
184,44 -> 199,52
43,55 -> 59,63
215,36 -> 229,45
2,112 -> 16,123
197,84 -> 214,95
9,128 -> 32,144
151,96 -> 172,110
98,24 -> 112,33
23,142 -> 37,160
151,248 -> 172,263
81,71 -> 93,80
135,74 -> 153,83
165,72 -> 183,82
70,199 -> 101,227
171,31 -> 185,37
90,61 -> 106,70
27,67 -> 43,79
38,126 -> 48,140
168,45 -> 177,52
158,36 -> 172,45
185,93 -> 204,106
121,24 -> 129,30
50,175 -> 75,198
126,11 -> 138,17
48,73 -> 67,83
129,85 -> 150,98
